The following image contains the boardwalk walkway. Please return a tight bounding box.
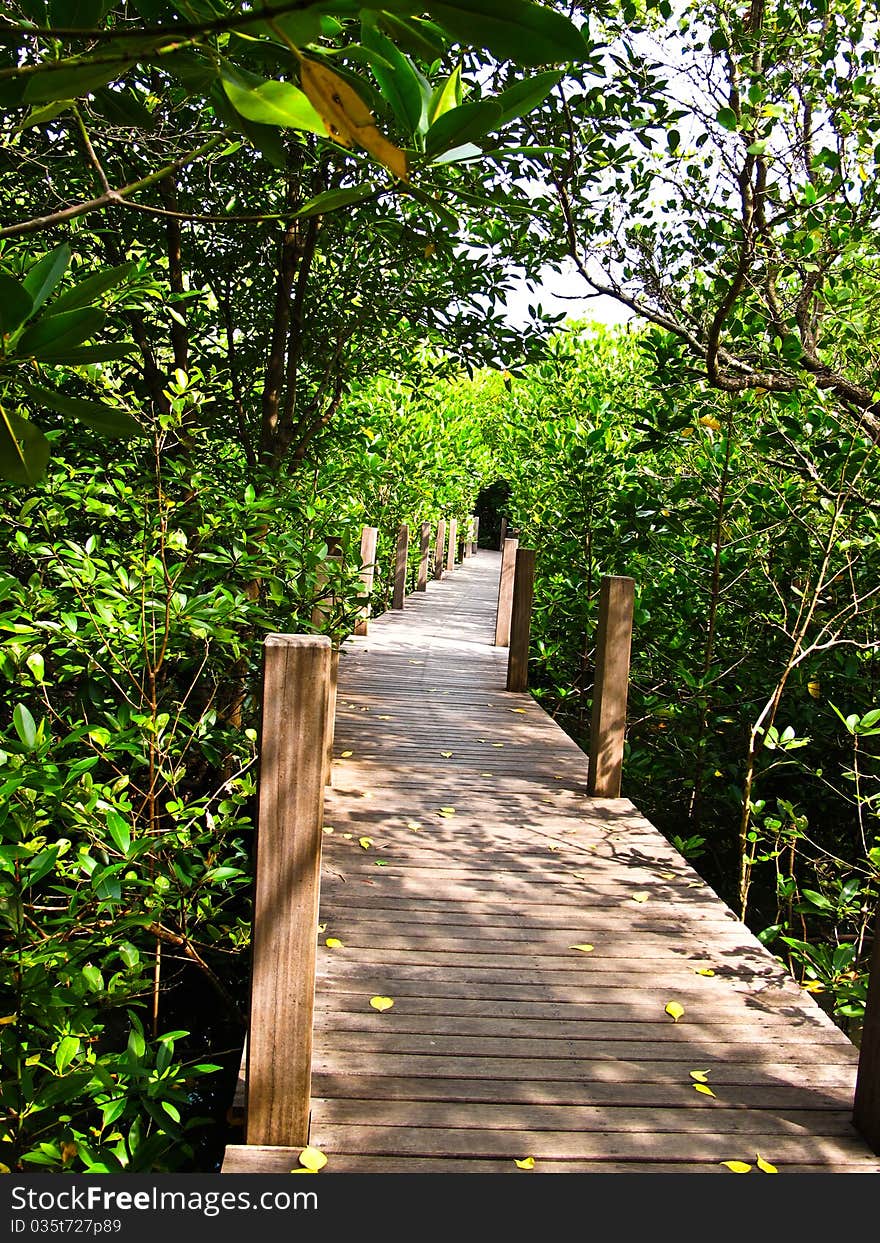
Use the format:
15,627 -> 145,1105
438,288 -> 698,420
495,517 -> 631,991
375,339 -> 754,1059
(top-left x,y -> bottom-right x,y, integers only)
224,550 -> 880,1174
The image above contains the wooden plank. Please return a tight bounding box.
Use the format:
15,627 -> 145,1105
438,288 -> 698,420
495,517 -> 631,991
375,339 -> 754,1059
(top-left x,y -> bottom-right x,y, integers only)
506,547 -> 535,692
323,647 -> 339,786
354,526 -> 378,636
854,902 -> 880,1152
494,537 -> 518,647
433,519 -> 446,581
417,521 -> 430,592
306,1124 -> 875,1163
446,518 -> 457,571
392,523 -> 409,611
247,634 -> 330,1147
588,575 -> 635,798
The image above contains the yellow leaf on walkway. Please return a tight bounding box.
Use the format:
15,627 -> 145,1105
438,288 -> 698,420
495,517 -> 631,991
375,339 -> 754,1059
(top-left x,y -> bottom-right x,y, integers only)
438,807 -> 455,817
510,708 -> 527,713
665,1001 -> 684,1022
689,1070 -> 710,1083
514,1156 -> 535,1169
693,1083 -> 716,1097
370,996 -> 394,1012
441,751 -> 453,758
756,1153 -> 778,1174
407,821 -> 422,831
492,742 -> 505,747
720,1160 -> 752,1173
358,837 -> 373,850
631,891 -> 650,903
569,944 -> 594,953
480,772 -> 493,777
297,1147 -> 328,1172
693,967 -> 715,976
322,826 -> 334,834
325,938 -> 344,949
299,58 -> 408,180
341,750 -> 353,758
377,714 -> 392,720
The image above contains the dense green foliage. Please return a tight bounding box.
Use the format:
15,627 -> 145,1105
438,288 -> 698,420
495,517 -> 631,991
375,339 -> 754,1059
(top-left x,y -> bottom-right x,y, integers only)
484,326 -> 880,1025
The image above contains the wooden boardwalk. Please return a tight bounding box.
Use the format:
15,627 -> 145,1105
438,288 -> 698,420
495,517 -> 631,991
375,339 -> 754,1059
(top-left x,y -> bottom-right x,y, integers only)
224,550 -> 880,1174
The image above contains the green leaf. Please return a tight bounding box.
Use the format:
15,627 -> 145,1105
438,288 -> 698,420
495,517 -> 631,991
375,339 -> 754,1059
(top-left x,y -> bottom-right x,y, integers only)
0,276 -> 34,337
106,811 -> 132,856
491,71 -> 561,126
295,185 -> 378,218
424,0 -> 587,66
362,20 -> 427,134
24,60 -> 123,104
424,99 -> 502,158
17,307 -> 106,357
0,406 -> 50,486
716,106 -> 738,131
429,64 -> 461,125
22,245 -> 71,315
91,86 -> 156,130
13,100 -> 75,133
81,964 -> 104,992
13,703 -> 38,750
55,1035 -> 80,1074
221,70 -> 326,135
50,263 -> 135,315
21,383 -> 143,438
376,13 -> 448,61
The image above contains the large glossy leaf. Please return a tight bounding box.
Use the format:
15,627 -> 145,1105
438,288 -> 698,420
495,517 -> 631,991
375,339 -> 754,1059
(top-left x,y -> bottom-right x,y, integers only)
50,262 -> 135,315
376,13 -> 449,61
92,86 -> 156,130
17,307 -> 106,357
21,383 -> 143,438
429,64 -> 461,125
424,99 -> 502,158
221,71 -> 326,135
493,70 -> 562,125
24,61 -> 123,104
0,277 -> 34,338
0,405 -> 49,486
209,81 -> 287,169
22,244 -> 70,314
295,184 -> 379,218
424,0 -> 586,65
362,20 -> 427,135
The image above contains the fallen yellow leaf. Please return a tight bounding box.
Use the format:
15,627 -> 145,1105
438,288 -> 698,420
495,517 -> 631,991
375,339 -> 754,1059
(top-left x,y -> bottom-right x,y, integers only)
492,742 -> 505,748
480,772 -> 493,777
322,826 -> 334,834
665,1001 -> 685,1023
299,57 -> 408,180
325,938 -> 344,949
510,708 -> 527,714
440,751 -> 453,758
689,1070 -> 710,1083
756,1153 -> 778,1174
438,807 -> 455,817
296,1147 -> 328,1172
548,845 -> 560,852
514,1156 -> 535,1169
377,714 -> 392,720
631,891 -> 650,903
693,1083 -> 716,1098
358,837 -> 373,850
693,967 -> 716,976
720,1160 -> 752,1173
318,923 -> 327,933
407,821 -> 422,831
370,996 -> 394,1012
341,750 -> 353,758
569,944 -> 594,953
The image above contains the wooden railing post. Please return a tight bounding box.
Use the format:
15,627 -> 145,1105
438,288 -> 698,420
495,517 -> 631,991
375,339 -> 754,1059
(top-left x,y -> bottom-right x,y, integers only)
494,536 -> 519,647
392,522 -> 409,610
433,519 -> 446,581
446,518 -> 457,571
472,516 -> 480,554
247,634 -> 330,1146
506,548 -> 535,692
854,908 -> 880,1152
324,648 -> 339,786
587,575 -> 635,798
499,516 -> 508,549
417,522 -> 430,591
354,525 -> 378,636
